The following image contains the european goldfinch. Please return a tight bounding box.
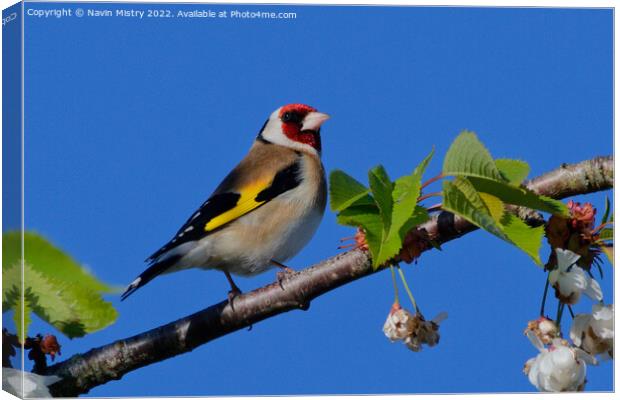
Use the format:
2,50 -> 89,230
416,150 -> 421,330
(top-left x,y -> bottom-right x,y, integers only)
121,104 -> 329,300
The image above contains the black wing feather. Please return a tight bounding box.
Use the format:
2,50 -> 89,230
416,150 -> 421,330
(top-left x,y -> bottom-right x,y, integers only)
145,157 -> 303,263
120,253 -> 182,301
146,192 -> 240,262
255,161 -> 302,202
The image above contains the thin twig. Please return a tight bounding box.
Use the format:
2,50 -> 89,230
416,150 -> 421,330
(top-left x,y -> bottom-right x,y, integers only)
540,275 -> 550,317
420,173 -> 445,190
556,302 -> 565,325
397,267 -> 419,313
390,266 -> 400,304
418,192 -> 442,203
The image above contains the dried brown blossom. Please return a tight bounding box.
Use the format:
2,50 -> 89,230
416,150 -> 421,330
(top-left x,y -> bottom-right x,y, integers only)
546,216 -> 571,250
399,229 -> 431,264
545,200 -> 606,272
40,335 -> 61,361
403,312 -> 446,352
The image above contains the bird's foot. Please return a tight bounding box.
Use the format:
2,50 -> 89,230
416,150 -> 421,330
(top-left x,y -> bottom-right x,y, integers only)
271,259 -> 295,290
224,271 -> 243,311
227,288 -> 242,311
223,272 -> 252,329
276,270 -> 296,290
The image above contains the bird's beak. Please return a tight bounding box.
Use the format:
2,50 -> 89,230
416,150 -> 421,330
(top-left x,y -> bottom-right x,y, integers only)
302,112 -> 330,132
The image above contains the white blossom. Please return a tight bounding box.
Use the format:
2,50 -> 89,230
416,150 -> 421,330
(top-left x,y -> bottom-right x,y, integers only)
549,249 -> 603,304
524,332 -> 596,392
2,367 -> 61,398
525,317 -> 559,344
570,304 -> 613,359
383,304 -> 415,341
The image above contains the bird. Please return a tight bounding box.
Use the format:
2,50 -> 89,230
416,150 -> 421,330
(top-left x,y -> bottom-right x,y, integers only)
121,103 -> 330,302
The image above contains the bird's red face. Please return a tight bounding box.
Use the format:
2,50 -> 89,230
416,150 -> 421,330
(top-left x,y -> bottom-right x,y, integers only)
258,103 -> 330,156
278,104 -> 330,152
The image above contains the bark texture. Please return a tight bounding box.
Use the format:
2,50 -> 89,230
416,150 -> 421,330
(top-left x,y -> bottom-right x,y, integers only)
46,156 -> 613,397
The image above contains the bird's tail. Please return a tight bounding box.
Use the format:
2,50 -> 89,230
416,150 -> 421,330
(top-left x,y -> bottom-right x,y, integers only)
120,255 -> 181,301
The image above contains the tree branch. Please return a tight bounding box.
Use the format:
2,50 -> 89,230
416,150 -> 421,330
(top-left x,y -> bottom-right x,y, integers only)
46,156 -> 613,397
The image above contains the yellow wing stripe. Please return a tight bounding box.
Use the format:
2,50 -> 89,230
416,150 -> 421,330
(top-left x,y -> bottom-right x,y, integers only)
204,179 -> 272,232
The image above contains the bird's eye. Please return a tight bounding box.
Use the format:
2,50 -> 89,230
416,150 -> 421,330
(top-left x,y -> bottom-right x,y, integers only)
282,112 -> 301,123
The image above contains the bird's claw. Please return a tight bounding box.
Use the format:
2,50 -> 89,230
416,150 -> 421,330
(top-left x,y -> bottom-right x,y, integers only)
226,288 -> 252,329
276,268 -> 295,290
227,288 -> 242,311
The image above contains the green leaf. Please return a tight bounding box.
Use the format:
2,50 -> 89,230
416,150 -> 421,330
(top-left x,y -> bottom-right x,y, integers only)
54,282 -> 118,338
376,207 -> 431,267
381,203 -> 428,255
24,263 -> 117,338
373,238 -> 402,268
373,205 -> 430,269
2,234 -> 25,338
499,214 -> 544,265
601,196 -> 611,224
598,228 -> 613,242
390,149 -> 434,239
495,158 -> 530,185
346,194 -> 377,208
329,170 -> 370,212
443,178 -> 545,263
369,150 -> 436,268
442,177 -> 508,240
479,192 -> 505,222
335,154 -> 434,269
2,263 -> 20,312
368,165 -> 394,233
443,131 -> 504,181
13,294 -> 31,344
2,232 -> 118,339
468,177 -> 568,217
3,264 -> 26,341
3,263 -> 72,341
336,204 -> 379,227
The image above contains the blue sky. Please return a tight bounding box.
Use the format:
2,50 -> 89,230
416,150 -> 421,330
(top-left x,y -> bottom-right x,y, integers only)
9,3 -> 614,395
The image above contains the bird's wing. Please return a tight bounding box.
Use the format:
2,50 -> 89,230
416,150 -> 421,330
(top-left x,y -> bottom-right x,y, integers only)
146,146 -> 303,263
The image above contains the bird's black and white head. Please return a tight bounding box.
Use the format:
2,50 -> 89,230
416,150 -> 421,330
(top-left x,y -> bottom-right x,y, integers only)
257,104 -> 330,156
